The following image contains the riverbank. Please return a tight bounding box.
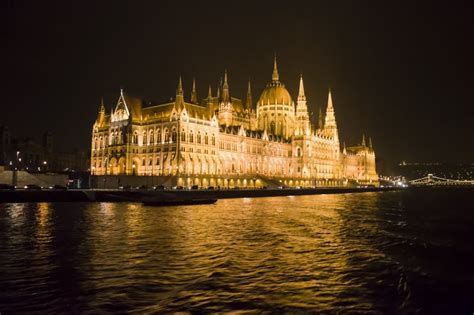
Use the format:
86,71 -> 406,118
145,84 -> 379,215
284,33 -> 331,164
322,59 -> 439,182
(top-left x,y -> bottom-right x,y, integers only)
0,186 -> 404,203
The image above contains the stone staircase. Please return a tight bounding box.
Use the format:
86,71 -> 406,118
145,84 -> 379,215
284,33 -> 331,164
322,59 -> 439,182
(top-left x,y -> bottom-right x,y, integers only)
255,174 -> 289,189
0,170 -> 68,187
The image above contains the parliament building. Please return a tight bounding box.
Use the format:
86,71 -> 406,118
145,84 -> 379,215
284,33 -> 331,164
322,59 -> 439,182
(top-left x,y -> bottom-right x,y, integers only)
90,58 -> 378,188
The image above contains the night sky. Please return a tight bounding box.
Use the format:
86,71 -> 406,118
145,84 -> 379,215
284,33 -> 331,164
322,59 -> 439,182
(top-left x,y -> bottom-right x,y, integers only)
3,1 -> 474,170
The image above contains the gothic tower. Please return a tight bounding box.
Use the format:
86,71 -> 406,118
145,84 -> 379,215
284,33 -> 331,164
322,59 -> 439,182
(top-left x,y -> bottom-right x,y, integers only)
218,70 -> 233,126
295,74 -> 310,136
190,78 -> 198,104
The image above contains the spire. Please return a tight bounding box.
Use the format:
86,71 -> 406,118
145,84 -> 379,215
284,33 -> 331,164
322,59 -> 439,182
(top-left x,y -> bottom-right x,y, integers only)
295,74 -> 310,136
207,84 -> 212,99
190,78 -> 198,103
223,70 -> 228,87
369,136 -> 373,149
221,70 -> 230,103
343,142 -> 347,154
272,53 -> 279,81
327,88 -> 334,110
175,76 -> 184,110
362,134 -> 366,146
297,74 -> 306,101
97,97 -> 105,124
324,88 -> 337,128
99,96 -> 105,112
206,84 -> 214,116
176,76 -> 183,96
246,80 -> 252,110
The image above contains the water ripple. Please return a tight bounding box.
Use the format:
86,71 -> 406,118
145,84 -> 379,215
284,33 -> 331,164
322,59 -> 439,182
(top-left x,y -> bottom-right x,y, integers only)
1,189 -> 474,313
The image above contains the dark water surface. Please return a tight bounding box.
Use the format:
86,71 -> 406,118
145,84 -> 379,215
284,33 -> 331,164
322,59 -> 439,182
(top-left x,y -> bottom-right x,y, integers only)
1,188 -> 473,313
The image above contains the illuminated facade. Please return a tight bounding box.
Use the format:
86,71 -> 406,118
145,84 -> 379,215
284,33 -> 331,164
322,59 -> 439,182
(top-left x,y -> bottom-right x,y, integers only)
90,58 -> 378,188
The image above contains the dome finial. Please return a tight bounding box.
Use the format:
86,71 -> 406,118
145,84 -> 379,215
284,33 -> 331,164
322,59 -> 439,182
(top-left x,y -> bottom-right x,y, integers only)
272,53 -> 279,81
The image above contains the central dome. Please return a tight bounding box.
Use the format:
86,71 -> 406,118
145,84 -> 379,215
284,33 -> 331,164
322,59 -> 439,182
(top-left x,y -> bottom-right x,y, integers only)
257,81 -> 293,106
257,56 -> 293,107
256,56 -> 296,139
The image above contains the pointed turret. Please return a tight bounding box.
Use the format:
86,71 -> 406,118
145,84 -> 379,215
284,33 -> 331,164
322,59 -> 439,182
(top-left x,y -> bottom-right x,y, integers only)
322,89 -> 339,142
369,137 -> 373,149
272,54 -> 279,82
362,134 -> 366,146
221,70 -> 230,103
96,97 -> 106,125
175,76 -> 184,110
190,78 -> 198,103
324,89 -> 337,128
298,74 -> 305,100
99,96 -> 105,112
246,80 -> 252,111
296,74 -> 310,136
176,76 -> 183,96
207,84 -> 212,100
206,85 -> 214,117
343,142 -> 347,154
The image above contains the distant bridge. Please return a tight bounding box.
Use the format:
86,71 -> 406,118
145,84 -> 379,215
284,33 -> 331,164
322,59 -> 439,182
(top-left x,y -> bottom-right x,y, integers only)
409,174 -> 474,186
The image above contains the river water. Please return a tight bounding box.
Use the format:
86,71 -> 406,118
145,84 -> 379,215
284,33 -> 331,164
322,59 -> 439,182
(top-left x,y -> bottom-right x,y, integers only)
1,188 -> 473,313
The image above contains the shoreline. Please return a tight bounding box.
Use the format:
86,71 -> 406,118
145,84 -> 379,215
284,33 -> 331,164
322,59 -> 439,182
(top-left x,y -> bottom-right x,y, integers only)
1,186 -> 472,203
1,186 -> 402,203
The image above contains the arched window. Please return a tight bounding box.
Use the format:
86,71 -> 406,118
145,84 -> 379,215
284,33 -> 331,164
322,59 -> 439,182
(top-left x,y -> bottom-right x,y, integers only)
164,128 -> 170,142
149,130 -> 154,144
157,129 -> 161,143
211,134 -> 216,146
197,131 -> 201,144
171,128 -> 177,143
181,129 -> 186,141
204,133 -> 209,145
143,131 -> 147,145
189,130 -> 194,143
133,132 -> 138,144
93,137 -> 98,150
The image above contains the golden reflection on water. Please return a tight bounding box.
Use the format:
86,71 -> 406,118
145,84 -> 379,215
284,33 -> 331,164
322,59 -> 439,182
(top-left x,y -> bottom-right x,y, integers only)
33,203 -> 53,266
81,193 -> 384,311
36,203 -> 51,228
7,203 -> 26,227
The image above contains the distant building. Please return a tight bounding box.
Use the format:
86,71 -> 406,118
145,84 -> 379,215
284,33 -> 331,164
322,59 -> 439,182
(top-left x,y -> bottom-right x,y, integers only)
0,127 -> 89,173
396,161 -> 473,180
90,57 -> 378,188
0,124 -> 11,165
